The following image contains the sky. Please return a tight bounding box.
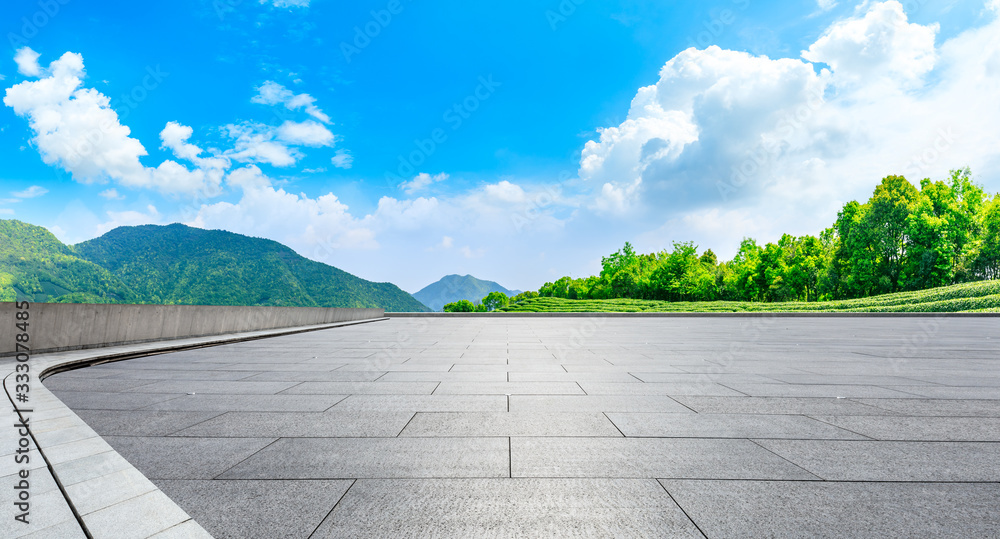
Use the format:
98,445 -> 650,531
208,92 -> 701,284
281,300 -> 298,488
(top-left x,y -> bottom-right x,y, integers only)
2,0 -> 1000,293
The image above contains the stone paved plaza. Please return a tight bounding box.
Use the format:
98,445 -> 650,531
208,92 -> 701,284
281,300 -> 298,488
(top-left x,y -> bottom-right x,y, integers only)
46,316 -> 1000,537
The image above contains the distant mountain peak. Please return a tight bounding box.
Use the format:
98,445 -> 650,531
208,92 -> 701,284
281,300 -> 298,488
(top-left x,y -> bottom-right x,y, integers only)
413,274 -> 521,311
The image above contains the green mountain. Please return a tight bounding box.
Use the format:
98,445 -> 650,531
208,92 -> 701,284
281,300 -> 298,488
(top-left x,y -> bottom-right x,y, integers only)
0,220 -> 138,303
1,220 -> 430,311
413,274 -> 521,311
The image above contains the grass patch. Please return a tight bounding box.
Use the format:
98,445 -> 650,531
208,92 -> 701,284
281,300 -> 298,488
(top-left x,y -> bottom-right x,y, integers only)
500,280 -> 1000,313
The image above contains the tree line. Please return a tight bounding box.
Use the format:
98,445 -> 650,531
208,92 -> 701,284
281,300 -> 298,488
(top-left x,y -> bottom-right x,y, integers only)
508,169 -> 1000,305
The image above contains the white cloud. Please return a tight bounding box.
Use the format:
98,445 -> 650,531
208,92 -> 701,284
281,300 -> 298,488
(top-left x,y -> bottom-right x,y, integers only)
99,188 -> 124,200
803,0 -> 938,88
13,47 -> 41,77
276,120 -> 334,146
263,0 -> 310,7
577,0 -> 1000,269
816,0 -> 837,11
431,236 -> 454,250
399,172 -> 448,195
251,80 -> 330,123
0,209 -> 14,215
11,185 -> 48,198
95,205 -> 161,235
3,51 -> 225,197
223,122 -> 300,167
190,180 -> 378,254
331,149 -> 353,169
460,246 -> 485,259
484,180 -> 526,203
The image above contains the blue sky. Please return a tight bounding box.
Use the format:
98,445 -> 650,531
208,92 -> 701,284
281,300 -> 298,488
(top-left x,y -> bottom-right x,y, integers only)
3,0 -> 1000,293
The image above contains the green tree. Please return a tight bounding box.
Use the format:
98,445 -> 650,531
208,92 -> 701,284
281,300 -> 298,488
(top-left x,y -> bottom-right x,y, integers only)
481,291 -> 509,312
443,299 -> 475,312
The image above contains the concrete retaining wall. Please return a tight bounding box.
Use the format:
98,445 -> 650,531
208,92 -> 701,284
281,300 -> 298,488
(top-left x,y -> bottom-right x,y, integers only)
0,302 -> 383,356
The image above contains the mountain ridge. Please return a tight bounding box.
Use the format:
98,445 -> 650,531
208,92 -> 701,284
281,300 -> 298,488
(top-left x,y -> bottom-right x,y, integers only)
0,220 -> 430,311
413,274 -> 521,311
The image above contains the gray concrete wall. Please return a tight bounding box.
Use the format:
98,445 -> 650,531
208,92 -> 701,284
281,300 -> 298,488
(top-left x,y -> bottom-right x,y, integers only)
0,302 -> 383,355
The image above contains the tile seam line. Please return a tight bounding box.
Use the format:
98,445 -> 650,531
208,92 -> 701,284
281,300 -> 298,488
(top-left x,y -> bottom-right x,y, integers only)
4,372 -> 93,539
747,438 -> 825,480
307,478 -> 357,539
656,479 -> 708,539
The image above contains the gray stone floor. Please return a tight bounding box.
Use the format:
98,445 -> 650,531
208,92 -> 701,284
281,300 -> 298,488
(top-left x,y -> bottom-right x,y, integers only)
47,316 -> 1000,538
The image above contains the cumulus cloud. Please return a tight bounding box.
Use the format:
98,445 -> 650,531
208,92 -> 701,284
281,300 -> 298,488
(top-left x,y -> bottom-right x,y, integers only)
276,120 -> 335,146
3,50 -> 225,196
95,205 -> 161,235
14,48 -> 41,77
264,0 -> 310,7
331,149 -> 353,169
11,185 -> 48,198
251,80 -> 330,123
99,188 -> 124,200
578,0 -> 1000,260
4,51 -> 344,198
803,0 -> 938,88
399,172 -> 448,195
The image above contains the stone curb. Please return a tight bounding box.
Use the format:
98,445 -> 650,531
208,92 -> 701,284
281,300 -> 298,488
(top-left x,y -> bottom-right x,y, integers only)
2,317 -> 387,538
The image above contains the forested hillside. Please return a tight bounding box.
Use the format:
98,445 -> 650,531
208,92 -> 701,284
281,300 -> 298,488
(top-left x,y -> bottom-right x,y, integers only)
74,224 -> 430,311
0,220 -> 430,311
0,220 -> 138,303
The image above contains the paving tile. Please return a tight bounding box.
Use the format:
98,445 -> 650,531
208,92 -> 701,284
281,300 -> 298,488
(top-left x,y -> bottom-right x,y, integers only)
578,382 -> 745,396
140,394 -> 347,412
755,439 -> 1000,481
82,490 -> 191,539
377,371 -> 508,382
511,438 -> 818,479
718,383 -> 921,398
508,395 -> 694,414
242,371 -> 387,382
125,380 -> 301,395
433,382 -> 586,395
311,478 -> 701,538
672,396 -> 897,415
661,480 -> 1000,538
51,391 -> 184,411
171,410 -> 414,437
851,398 -> 1000,417
101,436 -> 276,479
218,437 -> 509,479
330,394 -> 507,412
399,412 -> 623,437
157,479 -> 353,539
607,413 -> 867,439
281,381 -> 439,395
72,410 -> 225,436
811,415 -> 1000,441
64,467 -> 157,515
